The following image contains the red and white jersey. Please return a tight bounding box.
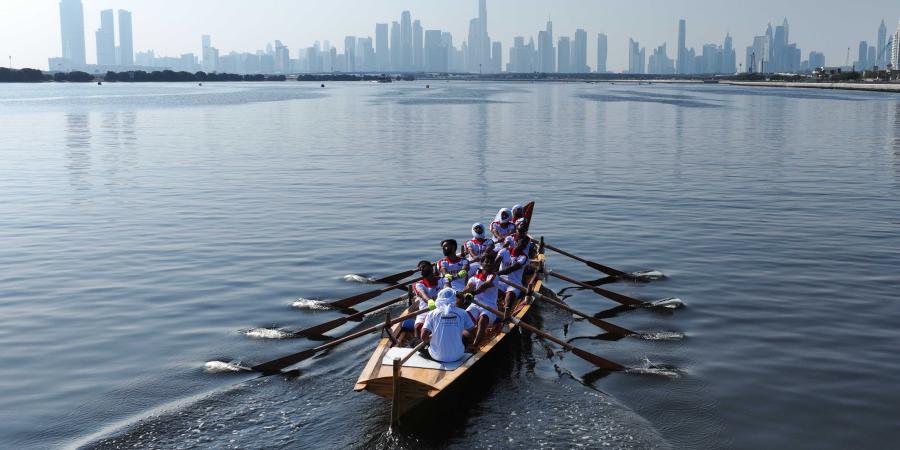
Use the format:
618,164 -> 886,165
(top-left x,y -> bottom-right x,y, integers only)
465,269 -> 499,310
490,221 -> 516,240
438,256 -> 470,290
413,278 -> 441,303
498,247 -> 528,287
464,238 -> 495,262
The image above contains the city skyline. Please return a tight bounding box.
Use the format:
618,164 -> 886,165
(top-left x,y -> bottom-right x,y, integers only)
3,0 -> 900,73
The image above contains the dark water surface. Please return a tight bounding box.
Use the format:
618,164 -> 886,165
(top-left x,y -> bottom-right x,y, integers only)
1,81 -> 898,449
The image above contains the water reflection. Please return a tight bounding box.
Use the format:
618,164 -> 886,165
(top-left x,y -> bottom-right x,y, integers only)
65,112 -> 92,191
893,102 -> 900,186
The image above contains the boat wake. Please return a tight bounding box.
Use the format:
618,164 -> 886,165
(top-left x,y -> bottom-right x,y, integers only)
650,297 -> 684,310
625,357 -> 681,378
630,270 -> 666,281
342,274 -> 377,284
291,298 -> 332,310
203,360 -> 250,373
242,328 -> 293,339
638,331 -> 686,341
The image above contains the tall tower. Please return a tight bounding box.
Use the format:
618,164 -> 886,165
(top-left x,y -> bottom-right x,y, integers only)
892,21 -> 900,69
376,23 -> 389,71
118,10 -> 134,65
59,0 -> 86,65
390,21 -> 401,71
878,20 -> 888,67
677,19 -> 686,74
413,20 -> 423,70
400,11 -> 412,70
574,29 -> 587,73
596,33 -> 607,73
95,9 -> 115,65
479,0 -> 490,69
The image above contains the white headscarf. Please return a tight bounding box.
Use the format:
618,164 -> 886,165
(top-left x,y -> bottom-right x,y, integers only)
471,223 -> 487,239
495,208 -> 512,225
436,288 -> 456,314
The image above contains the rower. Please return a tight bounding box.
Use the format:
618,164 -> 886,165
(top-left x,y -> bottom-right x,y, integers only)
398,260 -> 441,345
421,288 -> 475,363
490,208 -> 516,242
495,236 -> 532,318
462,253 -> 500,351
438,239 -> 470,291
511,204 -> 525,222
463,223 -> 494,274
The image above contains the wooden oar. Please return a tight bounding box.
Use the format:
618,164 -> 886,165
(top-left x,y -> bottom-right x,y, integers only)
470,298 -> 626,371
499,276 -> 636,337
327,277 -> 423,309
252,306 -> 432,375
535,239 -> 631,279
548,271 -> 648,307
292,294 -> 409,338
375,268 -> 418,285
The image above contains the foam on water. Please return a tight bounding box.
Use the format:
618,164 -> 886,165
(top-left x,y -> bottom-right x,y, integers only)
651,297 -> 685,309
639,331 -> 686,341
203,361 -> 250,373
242,328 -> 292,339
625,357 -> 682,379
342,274 -> 376,284
632,270 -> 667,280
291,298 -> 332,310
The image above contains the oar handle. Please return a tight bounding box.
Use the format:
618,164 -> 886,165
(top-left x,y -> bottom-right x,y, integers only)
294,294 -> 408,337
548,271 -> 646,307
328,276 -> 423,309
315,307 -> 432,351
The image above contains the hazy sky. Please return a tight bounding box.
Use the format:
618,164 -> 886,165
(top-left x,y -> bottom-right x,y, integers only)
2,0 -> 899,71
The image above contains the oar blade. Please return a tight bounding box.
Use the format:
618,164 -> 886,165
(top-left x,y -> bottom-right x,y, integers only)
327,290 -> 381,309
592,286 -> 645,307
376,269 -> 416,285
571,347 -> 626,371
251,348 -> 319,374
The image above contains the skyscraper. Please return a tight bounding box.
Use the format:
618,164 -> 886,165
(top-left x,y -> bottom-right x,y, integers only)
491,41 -> 502,73
59,0 -> 86,65
424,30 -> 448,72
118,10 -> 134,65
538,21 -> 554,73
95,9 -> 115,65
413,20 -> 424,70
878,20 -> 888,67
596,33 -> 607,73
376,23 -> 389,71
202,35 -> 218,72
677,19 -> 687,74
858,41 -> 868,70
892,21 -> 900,69
390,21 -> 401,71
479,0 -> 490,71
344,36 -> 356,72
628,39 -> 645,74
573,29 -> 588,73
400,11 -> 412,70
557,37 -> 571,73
723,33 -> 736,74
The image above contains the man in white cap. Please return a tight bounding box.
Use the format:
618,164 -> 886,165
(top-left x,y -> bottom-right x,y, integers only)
437,239 -> 470,291
463,223 -> 494,274
421,288 -> 475,363
495,236 -> 532,317
490,208 -> 517,242
462,253 -> 500,351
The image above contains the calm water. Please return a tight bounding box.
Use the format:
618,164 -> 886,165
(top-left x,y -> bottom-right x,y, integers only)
1,81 -> 898,449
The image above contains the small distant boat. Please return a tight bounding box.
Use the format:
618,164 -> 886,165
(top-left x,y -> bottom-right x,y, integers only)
377,77 -> 393,83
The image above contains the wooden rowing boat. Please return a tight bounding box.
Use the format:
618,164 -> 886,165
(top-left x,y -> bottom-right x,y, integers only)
354,243 -> 546,428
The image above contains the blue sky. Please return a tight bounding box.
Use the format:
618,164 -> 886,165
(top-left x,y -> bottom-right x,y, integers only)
2,0 -> 899,71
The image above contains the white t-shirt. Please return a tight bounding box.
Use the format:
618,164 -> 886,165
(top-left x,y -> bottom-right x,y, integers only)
413,278 -> 442,324
437,257 -> 470,291
490,221 -> 516,240
465,270 -> 499,310
498,248 -> 528,287
464,238 -> 495,262
423,305 -> 475,362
